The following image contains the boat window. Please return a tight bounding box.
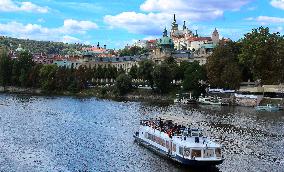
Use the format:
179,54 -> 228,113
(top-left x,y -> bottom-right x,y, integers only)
191,149 -> 201,158
184,148 -> 190,157
216,148 -> 221,158
166,141 -> 169,149
173,144 -> 176,152
192,132 -> 199,137
179,147 -> 184,155
204,149 -> 214,158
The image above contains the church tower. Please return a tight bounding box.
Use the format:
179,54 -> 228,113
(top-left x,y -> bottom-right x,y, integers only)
171,14 -> 178,37
212,28 -> 219,45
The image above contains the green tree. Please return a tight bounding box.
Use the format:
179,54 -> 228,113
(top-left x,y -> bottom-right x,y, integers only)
152,63 -> 173,93
18,51 -> 34,87
183,61 -> 207,97
27,64 -> 42,88
206,41 -> 242,89
138,59 -> 155,88
238,27 -> 283,84
129,65 -> 138,79
0,50 -> 12,87
39,65 -> 58,91
115,74 -> 132,95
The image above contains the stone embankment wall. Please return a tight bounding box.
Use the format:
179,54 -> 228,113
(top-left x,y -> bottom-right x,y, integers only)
0,86 -> 42,94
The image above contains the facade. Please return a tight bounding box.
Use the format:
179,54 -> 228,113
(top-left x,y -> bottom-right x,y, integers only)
169,14 -> 219,52
151,28 -> 175,63
80,55 -> 147,73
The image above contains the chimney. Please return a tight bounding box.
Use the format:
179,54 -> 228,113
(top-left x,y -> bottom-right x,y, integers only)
104,45 -> 106,49
97,42 -> 100,49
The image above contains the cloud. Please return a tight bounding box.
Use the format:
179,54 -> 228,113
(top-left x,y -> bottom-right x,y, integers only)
0,19 -> 98,43
249,16 -> 284,24
270,0 -> 284,10
0,0 -> 49,13
104,12 -> 171,35
140,0 -> 252,12
61,35 -> 81,43
104,0 -> 253,35
62,19 -> 98,34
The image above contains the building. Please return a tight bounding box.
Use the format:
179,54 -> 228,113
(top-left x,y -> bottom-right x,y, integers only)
151,28 -> 174,63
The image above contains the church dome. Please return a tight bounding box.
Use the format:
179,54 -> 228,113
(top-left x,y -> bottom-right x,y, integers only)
158,37 -> 174,46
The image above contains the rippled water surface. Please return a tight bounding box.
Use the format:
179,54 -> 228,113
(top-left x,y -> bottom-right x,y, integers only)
0,94 -> 283,172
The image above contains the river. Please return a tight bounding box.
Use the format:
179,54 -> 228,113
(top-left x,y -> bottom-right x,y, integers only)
0,94 -> 283,172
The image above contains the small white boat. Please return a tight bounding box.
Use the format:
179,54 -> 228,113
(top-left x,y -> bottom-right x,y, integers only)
174,93 -> 196,104
134,119 -> 224,166
198,96 -> 222,105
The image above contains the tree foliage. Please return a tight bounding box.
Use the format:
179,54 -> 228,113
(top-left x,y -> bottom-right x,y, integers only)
238,26 -> 284,84
138,59 -> 155,87
183,61 -> 207,97
0,50 -> 12,87
115,74 -> 132,95
206,41 -> 242,89
152,63 -> 173,93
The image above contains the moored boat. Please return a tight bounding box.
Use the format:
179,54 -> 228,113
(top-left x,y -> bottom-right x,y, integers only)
134,119 -> 224,166
198,96 -> 222,105
174,93 -> 197,104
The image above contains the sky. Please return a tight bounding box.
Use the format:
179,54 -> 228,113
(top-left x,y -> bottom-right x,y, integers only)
0,0 -> 284,49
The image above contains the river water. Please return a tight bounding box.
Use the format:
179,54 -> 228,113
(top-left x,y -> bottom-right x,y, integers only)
0,94 -> 283,172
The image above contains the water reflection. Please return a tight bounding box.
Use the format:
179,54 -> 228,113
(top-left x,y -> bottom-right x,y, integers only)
0,94 -> 283,171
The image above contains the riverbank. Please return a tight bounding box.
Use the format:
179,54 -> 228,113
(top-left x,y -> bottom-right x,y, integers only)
0,86 -> 175,103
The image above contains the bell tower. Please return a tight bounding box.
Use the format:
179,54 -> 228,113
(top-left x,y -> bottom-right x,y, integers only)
212,28 -> 219,44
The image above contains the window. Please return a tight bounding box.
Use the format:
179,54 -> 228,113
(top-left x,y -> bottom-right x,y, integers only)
179,147 -> 184,155
191,149 -> 201,158
204,149 -> 214,158
215,148 -> 221,158
173,144 -> 176,152
184,148 -> 190,157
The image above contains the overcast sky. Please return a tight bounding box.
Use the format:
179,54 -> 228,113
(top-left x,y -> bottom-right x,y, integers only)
0,0 -> 283,48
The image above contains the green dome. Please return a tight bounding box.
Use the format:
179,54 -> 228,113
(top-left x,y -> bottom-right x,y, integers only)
158,36 -> 174,46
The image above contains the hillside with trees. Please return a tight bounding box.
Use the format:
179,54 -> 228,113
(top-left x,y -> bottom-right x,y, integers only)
0,36 -> 91,55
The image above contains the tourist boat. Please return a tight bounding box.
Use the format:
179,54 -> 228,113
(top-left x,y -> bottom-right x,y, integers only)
255,104 -> 281,112
174,93 -> 197,104
197,96 -> 222,105
134,119 -> 224,166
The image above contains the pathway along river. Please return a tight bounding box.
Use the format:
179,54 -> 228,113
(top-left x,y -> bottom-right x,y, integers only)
0,94 -> 283,172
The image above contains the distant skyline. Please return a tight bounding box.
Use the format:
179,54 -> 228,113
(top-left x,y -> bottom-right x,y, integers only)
0,0 -> 284,49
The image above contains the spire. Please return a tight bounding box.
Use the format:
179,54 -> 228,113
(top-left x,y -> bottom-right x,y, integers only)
183,21 -> 186,30
195,30 -> 198,37
174,14 -> 176,22
163,27 -> 168,37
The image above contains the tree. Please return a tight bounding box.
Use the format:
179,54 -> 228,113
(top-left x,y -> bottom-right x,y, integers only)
39,65 -> 58,91
0,50 -> 12,87
129,65 -> 138,79
206,41 -> 242,89
164,56 -> 180,81
152,63 -> 173,93
27,64 -> 42,88
18,51 -> 34,87
138,59 -> 154,87
115,74 -> 132,95
238,27 -> 283,84
183,61 -> 207,97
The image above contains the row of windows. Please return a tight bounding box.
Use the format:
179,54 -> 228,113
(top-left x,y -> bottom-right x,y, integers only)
179,148 -> 221,158
145,133 -> 177,153
145,133 -> 165,147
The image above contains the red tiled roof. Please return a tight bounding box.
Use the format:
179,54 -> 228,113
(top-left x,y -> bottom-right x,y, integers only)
188,37 -> 212,42
147,40 -> 157,43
